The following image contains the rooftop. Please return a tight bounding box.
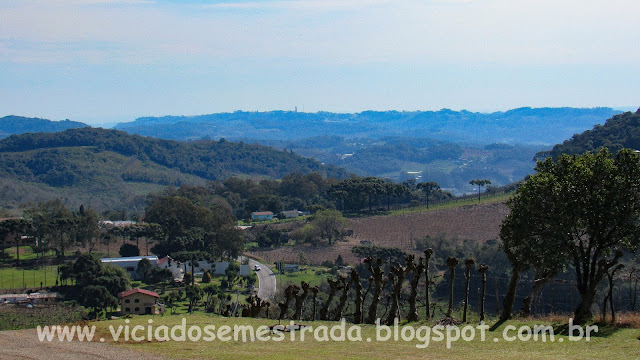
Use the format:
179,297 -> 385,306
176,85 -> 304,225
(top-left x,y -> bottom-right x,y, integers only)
118,288 -> 159,299
101,255 -> 158,263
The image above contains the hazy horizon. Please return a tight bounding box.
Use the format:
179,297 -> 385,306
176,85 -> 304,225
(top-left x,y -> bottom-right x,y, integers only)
4,105 -> 637,128
2,0 -> 639,126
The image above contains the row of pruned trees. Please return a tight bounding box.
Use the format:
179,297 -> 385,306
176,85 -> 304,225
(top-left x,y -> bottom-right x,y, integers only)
243,251 -> 492,325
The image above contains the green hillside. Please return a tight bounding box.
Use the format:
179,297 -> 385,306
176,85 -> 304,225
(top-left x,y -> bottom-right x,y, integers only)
0,115 -> 88,138
539,108 -> 640,158
0,128 -> 348,212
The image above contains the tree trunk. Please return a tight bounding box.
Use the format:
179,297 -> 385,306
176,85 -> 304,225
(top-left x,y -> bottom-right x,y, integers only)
352,270 -> 363,323
574,285 -> 597,325
278,285 -> 298,320
606,265 -> 624,325
573,249 -> 624,325
333,277 -> 350,321
424,249 -> 433,320
500,267 -> 520,321
386,262 -> 407,325
478,265 -> 488,322
366,258 -> 386,324
446,257 -> 459,317
521,273 -> 553,317
293,282 -> 309,321
311,288 -> 318,321
320,279 -> 340,320
629,269 -> 638,312
407,257 -> 424,322
601,288 -> 610,323
463,259 -> 475,322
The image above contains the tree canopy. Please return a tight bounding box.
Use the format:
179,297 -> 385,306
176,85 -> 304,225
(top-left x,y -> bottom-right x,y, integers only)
500,148 -> 640,323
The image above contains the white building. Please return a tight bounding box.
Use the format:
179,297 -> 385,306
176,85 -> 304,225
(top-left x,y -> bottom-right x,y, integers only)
100,256 -> 158,280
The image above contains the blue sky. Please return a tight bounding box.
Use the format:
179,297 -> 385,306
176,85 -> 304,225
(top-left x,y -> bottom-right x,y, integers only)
1,0 -> 639,125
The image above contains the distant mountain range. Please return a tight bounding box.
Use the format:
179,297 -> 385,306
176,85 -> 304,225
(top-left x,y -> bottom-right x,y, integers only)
0,116 -> 88,138
0,107 -> 632,204
0,127 -> 347,212
114,107 -> 621,145
109,107 -> 622,193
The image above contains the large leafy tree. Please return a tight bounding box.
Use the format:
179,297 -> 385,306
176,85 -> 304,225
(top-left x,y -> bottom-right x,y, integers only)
79,285 -> 118,319
312,209 -> 347,245
500,149 -> 640,324
145,193 -> 241,259
71,253 -> 130,297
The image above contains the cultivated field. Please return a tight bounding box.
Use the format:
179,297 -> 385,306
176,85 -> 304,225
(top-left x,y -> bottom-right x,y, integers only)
249,202 -> 509,265
349,202 -> 509,247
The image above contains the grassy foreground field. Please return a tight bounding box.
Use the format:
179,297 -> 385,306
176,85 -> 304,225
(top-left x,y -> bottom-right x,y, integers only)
91,314 -> 640,360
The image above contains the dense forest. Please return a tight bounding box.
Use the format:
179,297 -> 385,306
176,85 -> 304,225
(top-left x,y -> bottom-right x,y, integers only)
0,127 -> 347,180
0,128 -> 348,212
539,109 -> 640,158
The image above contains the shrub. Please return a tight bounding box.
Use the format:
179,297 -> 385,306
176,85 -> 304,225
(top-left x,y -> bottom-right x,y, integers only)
202,271 -> 212,283
119,243 -> 139,257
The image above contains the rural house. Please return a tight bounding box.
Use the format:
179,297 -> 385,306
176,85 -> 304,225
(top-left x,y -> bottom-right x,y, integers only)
280,210 -> 299,219
251,211 -> 274,221
118,288 -> 162,315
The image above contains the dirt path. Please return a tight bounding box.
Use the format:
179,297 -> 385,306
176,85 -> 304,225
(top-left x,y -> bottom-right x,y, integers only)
0,329 -> 166,360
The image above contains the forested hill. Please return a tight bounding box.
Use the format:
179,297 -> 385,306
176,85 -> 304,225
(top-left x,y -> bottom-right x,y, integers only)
0,128 -> 348,211
0,127 -> 347,181
0,116 -> 88,138
114,107 -> 621,145
538,109 -> 640,158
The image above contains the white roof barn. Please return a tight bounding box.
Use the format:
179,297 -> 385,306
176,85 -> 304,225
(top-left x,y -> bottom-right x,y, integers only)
100,256 -> 158,279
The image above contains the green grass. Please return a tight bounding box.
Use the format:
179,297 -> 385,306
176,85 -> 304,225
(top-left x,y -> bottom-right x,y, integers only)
278,266 -> 331,287
91,314 -> 640,360
238,216 -> 307,226
2,246 -> 56,261
0,265 -> 59,290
